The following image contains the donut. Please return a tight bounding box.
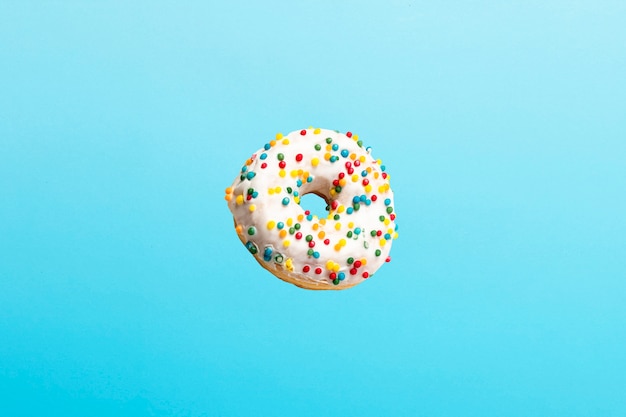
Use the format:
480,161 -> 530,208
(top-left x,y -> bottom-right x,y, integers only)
224,128 -> 398,290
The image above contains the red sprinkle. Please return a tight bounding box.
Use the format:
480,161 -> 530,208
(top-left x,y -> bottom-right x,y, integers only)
382,173 -> 388,179
303,265 -> 310,273
261,163 -> 267,169
300,129 -> 307,135
308,241 -> 315,248
315,267 -> 322,274
371,195 -> 378,201
246,195 -> 253,200
324,239 -> 330,245
279,161 -> 286,169
346,131 -> 352,138
376,230 -> 382,236
345,162 -> 352,169
385,256 -> 391,263
304,210 -> 310,215
295,232 -> 302,240
354,260 -> 362,268
362,179 -> 369,186
354,160 -> 361,167
329,272 -> 337,280
362,272 -> 369,278
350,268 -> 358,275
338,172 -> 345,179
390,214 -> 396,220
332,179 -> 339,186
296,153 -> 303,162
331,200 -> 339,210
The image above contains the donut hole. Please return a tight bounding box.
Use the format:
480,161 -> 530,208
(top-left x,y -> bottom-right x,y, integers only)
298,192 -> 330,218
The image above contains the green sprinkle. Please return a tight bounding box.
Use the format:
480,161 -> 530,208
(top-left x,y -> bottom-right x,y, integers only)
305,235 -> 313,242
277,153 -> 284,161
247,227 -> 256,235
326,137 -> 332,144
375,249 -> 382,256
347,257 -> 354,264
314,144 -> 321,151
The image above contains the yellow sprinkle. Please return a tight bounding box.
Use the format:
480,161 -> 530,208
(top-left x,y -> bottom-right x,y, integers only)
298,169 -> 303,175
290,170 -> 298,178
359,155 -> 366,163
270,140 -> 276,147
268,188 -> 275,195
393,232 -> 399,239
319,218 -> 327,225
302,171 -> 310,179
380,238 -> 387,247
236,195 -> 244,205
387,228 -> 394,234
352,174 -> 359,182
314,128 -> 321,134
294,196 -> 300,204
339,238 -> 346,247
384,218 -> 390,226
275,186 -> 281,193
287,218 -> 293,226
377,159 -> 382,165
360,258 -> 367,266
318,231 -> 325,239
353,134 -> 359,141
249,204 -> 256,212
276,133 -> 283,140
366,167 -> 372,173
334,244 -> 342,251
285,258 -> 294,271
330,189 -> 337,197
335,223 -> 342,231
267,220 -> 276,230
350,153 -> 357,160
337,205 -> 345,213
378,185 -> 385,193
235,225 -> 243,234
374,172 -> 380,179
324,152 -> 331,161
348,222 -> 354,228
279,230 -> 287,238
312,223 -> 319,231
279,170 -> 286,178
311,157 -> 320,167
297,214 -> 304,221
326,144 -> 332,151
282,139 -> 290,145
225,187 -> 233,194
339,179 -> 347,187
364,184 -> 372,193
246,158 -> 253,166
283,240 -> 291,247
326,260 -> 335,270
224,194 -> 232,201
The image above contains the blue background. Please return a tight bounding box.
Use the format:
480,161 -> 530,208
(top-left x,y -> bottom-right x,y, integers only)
1,1 -> 625,416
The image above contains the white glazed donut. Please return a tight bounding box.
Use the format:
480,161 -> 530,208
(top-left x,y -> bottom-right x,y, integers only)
225,128 -> 398,290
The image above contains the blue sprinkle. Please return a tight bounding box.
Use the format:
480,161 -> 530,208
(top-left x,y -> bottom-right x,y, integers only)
384,198 -> 391,206
260,153 -> 267,160
361,170 -> 368,177
360,195 -> 367,202
241,166 -> 248,172
246,171 -> 256,180
381,165 -> 386,171
306,214 -> 313,221
341,149 -> 349,158
332,144 -> 339,151
277,222 -> 284,229
264,143 -> 271,150
294,191 -> 299,197
385,233 -> 391,240
347,207 -> 354,214
365,199 -> 371,206
313,251 -> 320,259
297,179 -> 303,187
352,196 -> 360,204
252,191 -> 259,198
282,197 -> 290,205
263,247 -> 273,261
338,272 -> 346,281
395,224 -> 399,231
354,228 -> 361,235
307,176 -> 313,183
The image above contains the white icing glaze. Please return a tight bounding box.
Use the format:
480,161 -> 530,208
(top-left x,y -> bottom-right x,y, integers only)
225,128 -> 397,290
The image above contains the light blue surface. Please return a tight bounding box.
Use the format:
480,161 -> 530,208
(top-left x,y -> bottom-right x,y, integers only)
1,1 -> 625,416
